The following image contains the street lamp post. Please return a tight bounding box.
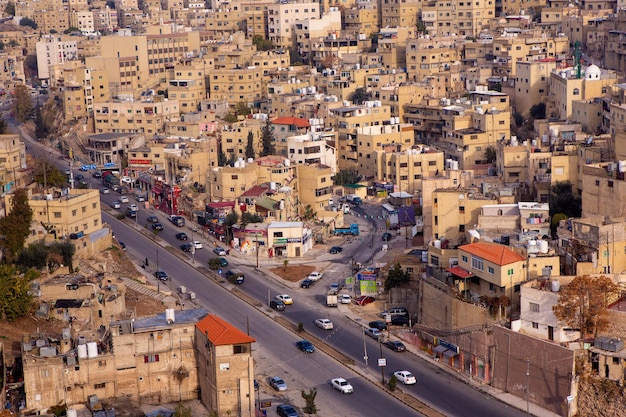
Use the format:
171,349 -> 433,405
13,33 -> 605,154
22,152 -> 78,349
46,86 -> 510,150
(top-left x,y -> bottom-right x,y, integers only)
156,249 -> 160,293
379,336 -> 385,384
191,229 -> 195,264
526,359 -> 530,416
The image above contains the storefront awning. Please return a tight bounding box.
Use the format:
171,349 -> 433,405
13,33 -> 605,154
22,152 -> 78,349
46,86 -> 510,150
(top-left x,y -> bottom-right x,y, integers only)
447,266 -> 474,279
443,349 -> 459,358
433,345 -> 449,354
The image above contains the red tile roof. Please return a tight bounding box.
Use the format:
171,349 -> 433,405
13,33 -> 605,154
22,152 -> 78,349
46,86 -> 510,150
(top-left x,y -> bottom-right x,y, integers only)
447,266 -> 474,279
240,186 -> 267,197
460,242 -> 525,266
196,314 -> 256,346
272,116 -> 310,128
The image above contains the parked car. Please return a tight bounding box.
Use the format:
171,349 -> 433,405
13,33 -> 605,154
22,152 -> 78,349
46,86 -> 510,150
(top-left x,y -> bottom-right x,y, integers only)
268,376 -> 287,391
135,195 -> 145,202
354,295 -> 375,306
218,257 -> 228,267
329,246 -> 343,254
74,174 -> 85,181
368,320 -> 388,331
176,232 -> 188,241
296,339 -> 315,353
330,378 -> 353,394
225,269 -> 244,284
180,243 -> 192,252
315,318 -> 334,330
151,223 -> 164,231
269,300 -> 285,311
192,241 -> 203,249
213,247 -> 227,256
307,271 -> 323,281
154,271 -> 168,281
384,340 -> 407,352
275,294 -> 293,305
118,195 -> 129,203
300,279 -> 314,289
390,316 -> 410,326
340,294 -> 351,304
111,201 -> 121,209
100,187 -> 110,194
276,404 -> 299,417
146,215 -> 159,223
380,307 -> 408,318
92,171 -> 102,178
118,241 -> 126,251
393,370 -> 416,385
364,327 -> 381,339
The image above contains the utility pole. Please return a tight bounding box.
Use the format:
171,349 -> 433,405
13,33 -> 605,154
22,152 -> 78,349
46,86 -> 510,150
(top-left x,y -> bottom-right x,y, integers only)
156,249 -> 160,293
255,233 -> 260,268
526,358 -> 530,416
379,336 -> 385,384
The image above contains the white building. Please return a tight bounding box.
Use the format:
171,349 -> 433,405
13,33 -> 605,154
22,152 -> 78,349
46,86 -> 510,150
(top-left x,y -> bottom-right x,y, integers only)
518,277 -> 581,343
287,131 -> 337,173
70,11 -> 95,34
267,1 -> 320,48
35,36 -> 78,81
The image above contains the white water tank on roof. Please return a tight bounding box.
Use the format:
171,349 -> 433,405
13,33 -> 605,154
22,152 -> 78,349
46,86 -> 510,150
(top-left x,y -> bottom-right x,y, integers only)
450,160 -> 459,170
67,409 -> 77,417
284,159 -> 290,166
77,344 -> 87,359
434,240 -> 441,249
539,240 -> 549,254
166,308 -> 175,324
87,342 -> 98,358
619,161 -> 626,173
270,182 -> 276,190
551,280 -> 561,292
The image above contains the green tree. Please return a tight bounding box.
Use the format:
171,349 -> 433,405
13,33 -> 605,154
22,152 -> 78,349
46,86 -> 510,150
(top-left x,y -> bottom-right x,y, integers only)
222,112 -> 238,123
529,102 -> 546,120
240,212 -> 262,227
0,188 -> 33,263
549,181 -> 581,219
173,402 -> 191,417
223,211 -> 239,242
235,101 -> 251,116
32,157 -> 67,187
208,258 -> 222,270
416,21 -> 429,34
0,265 -> 38,321
23,55 -> 38,79
46,402 -> 66,417
300,388 -> 317,415
388,374 -> 398,391
252,35 -> 274,51
301,204 -> 316,221
19,17 -> 37,29
12,84 -> 34,123
218,145 -> 227,166
333,169 -> 359,185
63,26 -> 80,34
0,119 -> 8,134
260,118 -> 276,156
245,131 -> 255,159
513,112 -> 524,128
550,212 -> 568,238
34,106 -> 49,139
4,1 -> 15,16
384,263 -> 411,290
553,275 -> 619,339
349,87 -> 371,105
483,146 -> 496,164
288,46 -> 304,65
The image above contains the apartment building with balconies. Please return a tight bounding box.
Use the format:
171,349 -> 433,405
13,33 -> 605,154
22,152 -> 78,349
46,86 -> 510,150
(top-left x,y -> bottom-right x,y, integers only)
287,131 -> 337,173
405,36 -> 463,83
514,60 -> 557,117
421,0 -> 494,37
93,97 -> 180,135
35,35 -> 78,82
380,0 -> 421,28
208,65 -> 265,108
267,1 -> 320,48
342,0 -> 379,37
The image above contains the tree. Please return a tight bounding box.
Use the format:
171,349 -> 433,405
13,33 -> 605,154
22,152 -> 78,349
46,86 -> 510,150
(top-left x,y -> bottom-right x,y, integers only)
234,101 -> 251,117
252,35 -> 274,51
288,47 -> 304,65
34,106 -> 49,139
416,21 -> 429,35
0,119 -> 8,134
388,374 -> 398,391
245,131 -> 255,159
333,169 -> 359,185
384,263 -> 411,290
513,112 -> 524,128
32,157 -> 67,187
549,181 -> 581,219
222,113 -> 238,123
5,2 -> 15,16
260,118 -> 276,156
63,27 -> 80,34
550,212 -> 568,238
529,102 -> 546,120
0,265 -> 37,321
240,212 -> 262,227
301,204 -> 316,221
0,188 -> 33,263
349,87 -> 371,105
553,275 -> 619,339
300,388 -> 317,415
12,84 -> 34,123
223,212 -> 240,242
19,17 -> 37,29
483,146 -> 496,164
173,402 -> 191,417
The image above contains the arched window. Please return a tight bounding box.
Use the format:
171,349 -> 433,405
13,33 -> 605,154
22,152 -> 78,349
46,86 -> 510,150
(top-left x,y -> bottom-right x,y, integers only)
573,88 -> 580,95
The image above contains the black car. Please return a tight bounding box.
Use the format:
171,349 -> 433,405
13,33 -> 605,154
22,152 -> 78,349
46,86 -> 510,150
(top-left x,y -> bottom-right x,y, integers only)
390,316 -> 410,326
180,243 -> 193,252
118,241 -> 126,251
92,171 -> 102,178
383,340 -> 407,352
368,320 -> 388,331
176,232 -> 188,240
151,223 -> 164,230
154,270 -> 168,281
75,174 -> 85,181
270,300 -> 285,311
146,215 -> 159,223
382,232 -> 393,241
300,278 -> 314,288
276,404 -> 299,417
329,246 -> 343,254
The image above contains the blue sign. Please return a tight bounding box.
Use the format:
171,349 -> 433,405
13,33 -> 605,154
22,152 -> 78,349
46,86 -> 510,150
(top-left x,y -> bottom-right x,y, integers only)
103,162 -> 116,168
218,269 -> 222,275
438,339 -> 459,354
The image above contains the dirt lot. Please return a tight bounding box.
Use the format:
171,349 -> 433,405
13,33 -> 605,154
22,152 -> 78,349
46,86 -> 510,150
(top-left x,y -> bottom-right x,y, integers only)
270,264 -> 316,282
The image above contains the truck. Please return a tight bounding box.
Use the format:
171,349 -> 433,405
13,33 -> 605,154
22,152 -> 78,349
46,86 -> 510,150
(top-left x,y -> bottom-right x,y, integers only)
346,194 -> 363,205
331,223 -> 360,236
169,215 -> 185,227
326,291 -> 338,307
102,171 -> 120,188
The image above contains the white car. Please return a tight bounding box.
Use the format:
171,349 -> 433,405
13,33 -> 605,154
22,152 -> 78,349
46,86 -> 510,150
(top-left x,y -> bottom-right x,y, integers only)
111,201 -> 121,209
118,196 -> 129,203
128,204 -> 138,211
100,187 -> 110,194
315,318 -> 334,330
308,271 -> 323,281
192,241 -> 203,249
393,370 -> 416,385
364,328 -> 381,339
276,294 -> 293,305
340,294 -> 351,304
120,176 -> 132,184
330,378 -> 354,394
